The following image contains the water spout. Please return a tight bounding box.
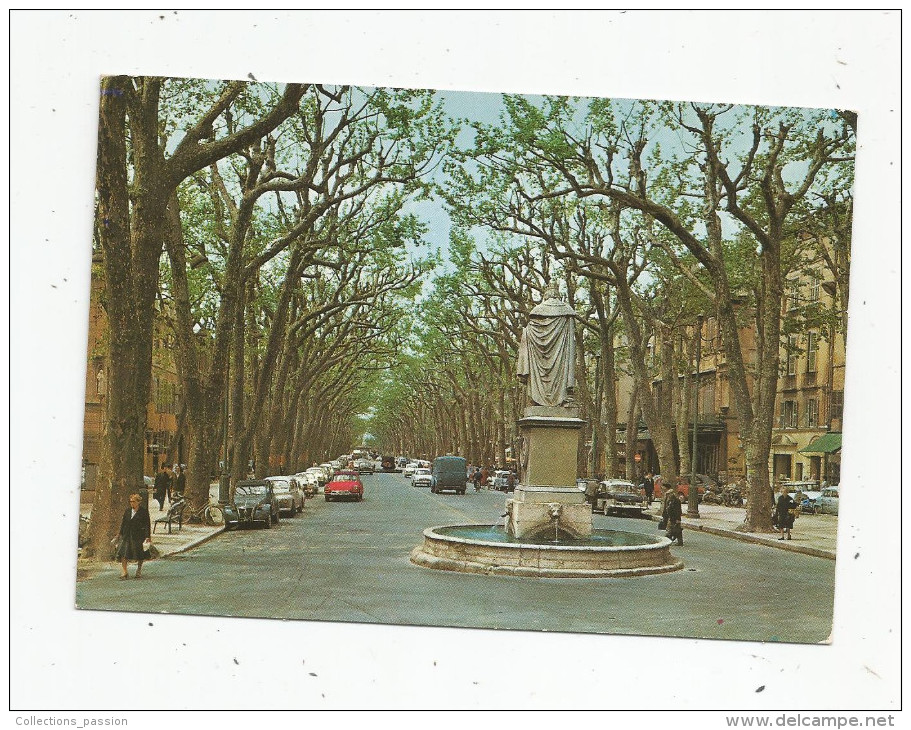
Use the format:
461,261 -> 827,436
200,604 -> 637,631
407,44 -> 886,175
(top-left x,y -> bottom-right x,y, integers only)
548,503 -> 563,543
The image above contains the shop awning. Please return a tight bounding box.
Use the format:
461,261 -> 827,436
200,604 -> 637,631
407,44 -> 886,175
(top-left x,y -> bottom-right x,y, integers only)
799,432 -> 842,454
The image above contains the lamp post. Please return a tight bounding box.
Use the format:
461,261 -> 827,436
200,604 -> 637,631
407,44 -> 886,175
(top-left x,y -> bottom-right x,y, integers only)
688,315 -> 703,518
593,351 -> 602,478
218,359 -> 230,504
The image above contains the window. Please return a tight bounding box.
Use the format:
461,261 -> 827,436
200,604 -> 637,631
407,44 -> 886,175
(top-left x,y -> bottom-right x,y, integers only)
786,336 -> 798,376
787,279 -> 800,311
805,398 -> 818,428
831,391 -> 844,421
809,275 -> 820,303
780,400 -> 798,429
807,332 -> 818,373
699,378 -> 715,417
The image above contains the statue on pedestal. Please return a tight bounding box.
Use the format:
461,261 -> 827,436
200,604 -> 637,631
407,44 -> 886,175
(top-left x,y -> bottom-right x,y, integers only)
516,283 -> 576,407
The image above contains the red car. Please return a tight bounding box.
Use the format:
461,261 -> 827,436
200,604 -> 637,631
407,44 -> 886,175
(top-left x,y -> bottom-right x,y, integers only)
654,474 -> 712,501
324,471 -> 364,502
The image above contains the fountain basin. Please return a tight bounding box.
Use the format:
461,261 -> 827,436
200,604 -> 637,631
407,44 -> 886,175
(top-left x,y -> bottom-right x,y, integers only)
411,525 -> 683,578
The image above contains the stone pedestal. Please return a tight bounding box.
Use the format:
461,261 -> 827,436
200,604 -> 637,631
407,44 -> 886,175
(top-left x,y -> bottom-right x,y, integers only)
507,405 -> 592,540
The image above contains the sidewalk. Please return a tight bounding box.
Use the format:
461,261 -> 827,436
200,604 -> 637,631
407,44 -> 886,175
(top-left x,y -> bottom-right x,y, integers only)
77,487 -> 224,581
643,502 -> 838,559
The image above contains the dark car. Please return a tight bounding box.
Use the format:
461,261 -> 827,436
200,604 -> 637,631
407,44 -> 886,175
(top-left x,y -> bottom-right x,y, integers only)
381,455 -> 396,472
222,480 -> 279,530
430,456 -> 467,494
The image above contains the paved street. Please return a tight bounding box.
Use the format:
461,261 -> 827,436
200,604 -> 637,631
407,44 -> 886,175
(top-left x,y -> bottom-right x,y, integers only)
76,471 -> 836,643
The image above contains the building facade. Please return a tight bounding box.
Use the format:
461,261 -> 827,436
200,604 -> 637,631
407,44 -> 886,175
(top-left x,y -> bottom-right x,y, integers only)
613,237 -> 846,488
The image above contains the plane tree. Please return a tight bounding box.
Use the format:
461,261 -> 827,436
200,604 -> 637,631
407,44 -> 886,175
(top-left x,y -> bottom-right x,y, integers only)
160,84 -> 450,511
88,76 -> 306,558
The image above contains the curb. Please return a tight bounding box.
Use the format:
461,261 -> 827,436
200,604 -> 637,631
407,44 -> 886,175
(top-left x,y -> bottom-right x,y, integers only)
646,514 -> 836,560
159,525 -> 225,557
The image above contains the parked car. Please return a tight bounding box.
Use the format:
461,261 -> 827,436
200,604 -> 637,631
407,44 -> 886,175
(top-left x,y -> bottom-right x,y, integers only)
265,476 -> 304,517
324,471 -> 364,502
655,474 -> 713,501
306,466 -> 328,491
295,471 -> 319,497
816,486 -> 839,515
784,481 -> 822,514
430,455 -> 467,494
355,458 -> 375,474
223,480 -> 279,529
412,468 -> 433,488
595,479 -> 647,517
491,470 -> 513,491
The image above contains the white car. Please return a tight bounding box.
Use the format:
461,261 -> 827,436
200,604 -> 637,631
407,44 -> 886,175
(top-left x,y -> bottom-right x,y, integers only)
412,468 -> 433,488
306,467 -> 328,491
319,463 -> 335,480
403,462 -> 419,478
595,479 -> 646,516
295,472 -> 319,497
265,476 -> 304,516
816,486 -> 840,515
355,458 -> 375,474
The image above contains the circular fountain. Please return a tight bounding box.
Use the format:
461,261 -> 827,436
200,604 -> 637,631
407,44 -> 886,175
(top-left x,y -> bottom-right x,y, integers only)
411,524 -> 682,578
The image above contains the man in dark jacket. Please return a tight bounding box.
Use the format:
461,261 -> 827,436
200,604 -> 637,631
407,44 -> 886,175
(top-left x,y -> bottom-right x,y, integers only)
173,464 -> 187,499
153,463 -> 172,511
643,472 -> 655,505
664,489 -> 684,546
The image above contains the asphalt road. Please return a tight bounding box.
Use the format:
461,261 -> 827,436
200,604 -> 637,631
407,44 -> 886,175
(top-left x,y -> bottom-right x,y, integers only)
76,471 -> 835,643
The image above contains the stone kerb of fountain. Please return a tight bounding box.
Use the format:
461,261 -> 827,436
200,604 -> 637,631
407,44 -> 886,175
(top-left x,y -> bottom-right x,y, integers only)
410,524 -> 682,578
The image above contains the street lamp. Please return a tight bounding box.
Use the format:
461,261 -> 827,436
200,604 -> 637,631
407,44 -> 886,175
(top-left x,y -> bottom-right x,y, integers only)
218,358 -> 230,504
593,351 -> 602,478
688,315 -> 704,518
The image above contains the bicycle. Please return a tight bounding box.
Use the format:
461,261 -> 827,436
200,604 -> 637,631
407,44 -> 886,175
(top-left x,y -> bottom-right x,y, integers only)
180,498 -> 224,526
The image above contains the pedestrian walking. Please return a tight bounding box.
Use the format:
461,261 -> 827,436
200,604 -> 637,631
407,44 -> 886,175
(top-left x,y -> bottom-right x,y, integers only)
480,466 -> 489,490
114,493 -> 151,580
173,464 -> 186,500
775,485 -> 797,540
153,463 -> 172,510
643,472 -> 655,505
663,489 -> 683,546
473,467 -> 482,492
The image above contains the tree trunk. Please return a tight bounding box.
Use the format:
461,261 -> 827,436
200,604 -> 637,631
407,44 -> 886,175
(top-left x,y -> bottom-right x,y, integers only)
85,77 -> 164,560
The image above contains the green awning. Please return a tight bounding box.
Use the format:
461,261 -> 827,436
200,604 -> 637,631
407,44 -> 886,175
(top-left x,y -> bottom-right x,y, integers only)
799,433 -> 842,454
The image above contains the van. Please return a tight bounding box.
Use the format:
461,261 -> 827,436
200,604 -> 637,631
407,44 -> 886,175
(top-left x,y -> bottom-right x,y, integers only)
431,456 -> 467,495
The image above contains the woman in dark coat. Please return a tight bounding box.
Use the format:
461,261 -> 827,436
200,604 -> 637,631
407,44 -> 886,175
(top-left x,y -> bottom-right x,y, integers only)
116,493 -> 151,579
775,486 -> 797,541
